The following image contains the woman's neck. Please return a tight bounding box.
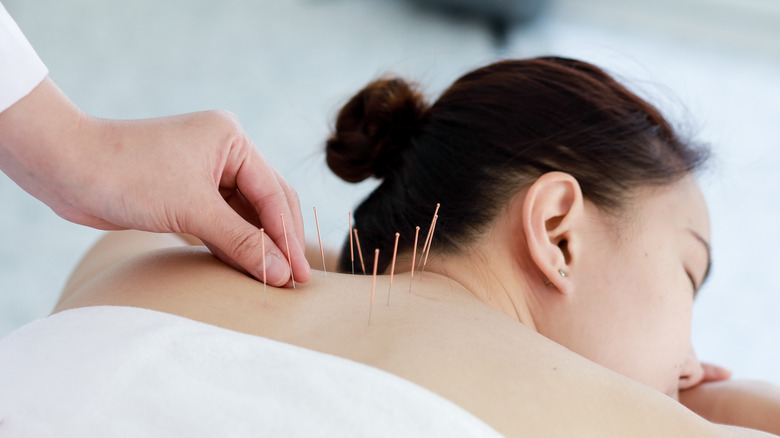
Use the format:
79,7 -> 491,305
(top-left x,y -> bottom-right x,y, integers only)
396,251 -> 539,331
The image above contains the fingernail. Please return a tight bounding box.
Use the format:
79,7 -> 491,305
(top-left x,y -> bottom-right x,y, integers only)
258,252 -> 289,286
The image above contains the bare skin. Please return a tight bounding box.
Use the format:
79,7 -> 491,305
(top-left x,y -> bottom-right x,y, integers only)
0,77 -> 310,285
53,175 -> 777,437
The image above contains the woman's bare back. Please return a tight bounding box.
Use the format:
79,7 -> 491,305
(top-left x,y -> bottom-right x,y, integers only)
53,231 -> 770,437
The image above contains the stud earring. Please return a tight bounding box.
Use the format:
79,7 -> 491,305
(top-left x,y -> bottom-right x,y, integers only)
543,278 -> 552,286
558,269 -> 566,278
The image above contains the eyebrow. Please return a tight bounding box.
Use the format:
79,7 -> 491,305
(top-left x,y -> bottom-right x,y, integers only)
687,228 -> 712,295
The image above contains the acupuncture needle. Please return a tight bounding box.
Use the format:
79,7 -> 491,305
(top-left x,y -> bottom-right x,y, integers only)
369,248 -> 379,325
349,211 -> 355,275
418,203 -> 440,271
409,226 -> 420,293
280,213 -> 295,289
353,228 -> 367,275
260,228 -> 267,305
387,232 -> 399,305
313,207 -> 326,276
421,214 -> 438,274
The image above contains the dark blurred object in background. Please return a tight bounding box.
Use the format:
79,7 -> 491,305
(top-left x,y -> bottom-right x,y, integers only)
405,0 -> 547,47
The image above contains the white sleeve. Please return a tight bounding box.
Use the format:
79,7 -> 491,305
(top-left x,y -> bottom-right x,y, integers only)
0,2 -> 48,113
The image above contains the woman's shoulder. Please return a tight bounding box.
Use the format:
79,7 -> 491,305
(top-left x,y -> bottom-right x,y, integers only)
55,239 -> 729,437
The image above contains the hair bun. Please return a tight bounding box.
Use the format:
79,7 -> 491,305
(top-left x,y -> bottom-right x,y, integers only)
326,77 -> 428,183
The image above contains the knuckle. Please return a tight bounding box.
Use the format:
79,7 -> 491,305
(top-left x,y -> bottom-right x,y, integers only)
284,181 -> 299,201
226,229 -> 263,262
199,110 -> 242,135
258,188 -> 287,212
214,110 -> 241,129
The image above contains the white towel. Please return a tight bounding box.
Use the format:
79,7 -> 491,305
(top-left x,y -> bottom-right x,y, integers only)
0,306 -> 502,437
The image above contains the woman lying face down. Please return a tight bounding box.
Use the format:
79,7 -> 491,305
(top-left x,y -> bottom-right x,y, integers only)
328,57 -> 710,398
5,57 -> 779,437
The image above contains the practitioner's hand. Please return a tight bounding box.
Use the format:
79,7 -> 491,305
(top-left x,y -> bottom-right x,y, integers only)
0,77 -> 310,286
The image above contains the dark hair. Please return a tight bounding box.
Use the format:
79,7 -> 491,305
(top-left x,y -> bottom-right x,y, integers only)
326,56 -> 708,274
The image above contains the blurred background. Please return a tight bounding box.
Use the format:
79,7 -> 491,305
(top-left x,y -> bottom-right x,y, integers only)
2,0 -> 780,384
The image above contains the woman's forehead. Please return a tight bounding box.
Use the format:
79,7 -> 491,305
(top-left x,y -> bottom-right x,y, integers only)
639,176 -> 710,241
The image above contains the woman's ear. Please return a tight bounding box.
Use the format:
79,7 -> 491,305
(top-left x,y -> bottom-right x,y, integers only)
520,172 -> 584,295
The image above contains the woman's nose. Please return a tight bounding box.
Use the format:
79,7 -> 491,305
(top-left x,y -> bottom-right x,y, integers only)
677,348 -> 704,391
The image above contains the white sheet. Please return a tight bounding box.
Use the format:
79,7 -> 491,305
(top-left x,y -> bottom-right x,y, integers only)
0,305 -> 502,437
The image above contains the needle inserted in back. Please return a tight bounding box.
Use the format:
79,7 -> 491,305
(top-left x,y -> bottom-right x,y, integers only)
418,203 -> 440,271
280,213 -> 295,289
388,232 -> 400,305
260,228 -> 267,304
369,248 -> 379,325
348,211 -> 355,275
421,214 -> 438,273
353,228 -> 367,275
409,226 -> 420,292
313,207 -> 326,275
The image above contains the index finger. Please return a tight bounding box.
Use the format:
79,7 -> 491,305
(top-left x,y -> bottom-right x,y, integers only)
272,167 -> 305,251
231,146 -> 311,282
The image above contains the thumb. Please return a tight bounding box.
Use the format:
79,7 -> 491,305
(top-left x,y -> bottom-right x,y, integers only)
189,197 -> 291,286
